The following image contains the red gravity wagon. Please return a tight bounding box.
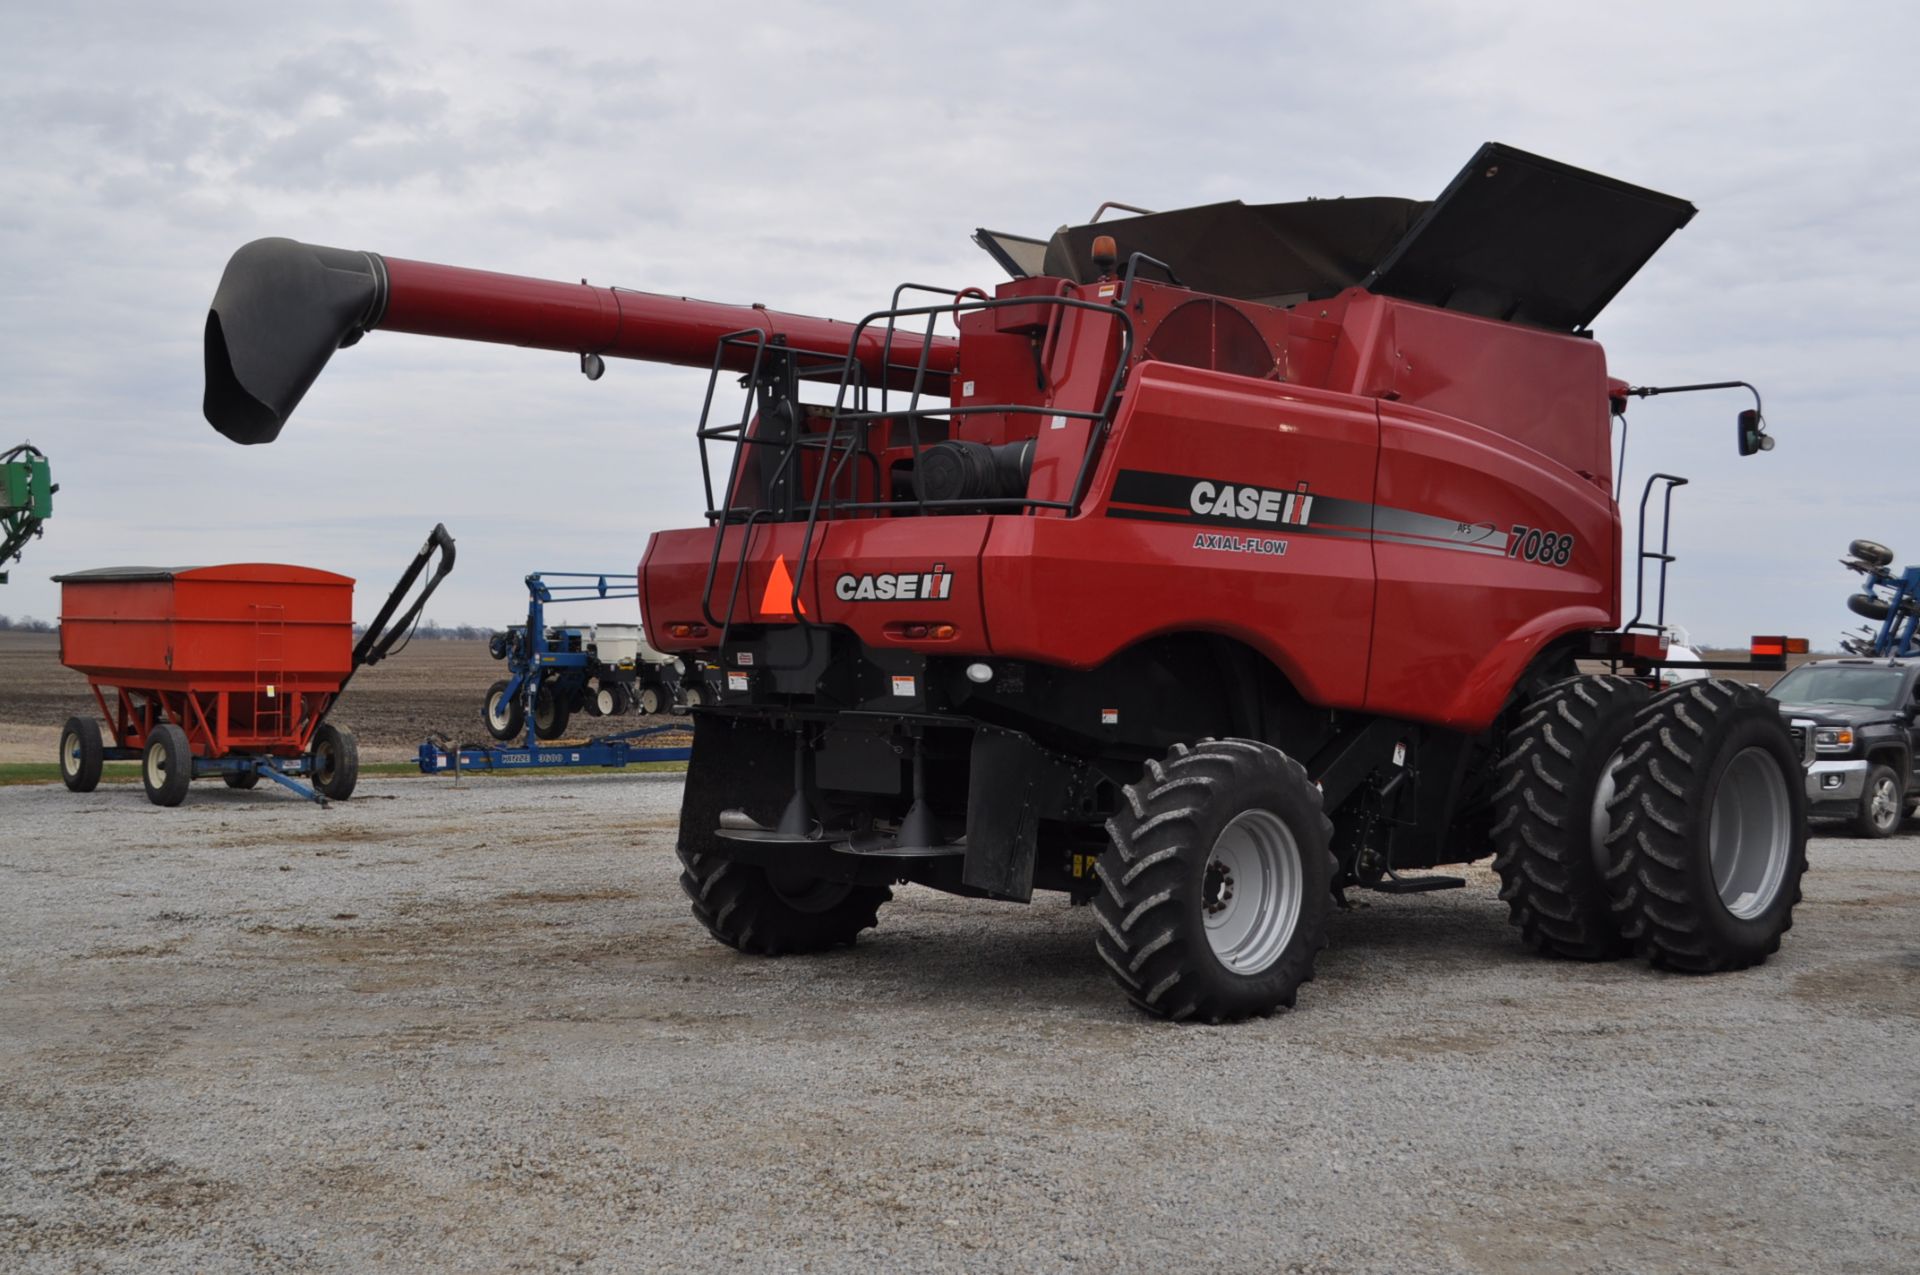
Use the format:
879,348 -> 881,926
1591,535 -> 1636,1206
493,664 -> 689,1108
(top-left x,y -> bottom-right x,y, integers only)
53,526 -> 454,806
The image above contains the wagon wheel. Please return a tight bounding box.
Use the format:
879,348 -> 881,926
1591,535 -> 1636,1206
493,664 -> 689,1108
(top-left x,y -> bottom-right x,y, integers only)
142,724 -> 193,807
223,769 -> 260,790
310,723 -> 359,801
59,716 -> 104,793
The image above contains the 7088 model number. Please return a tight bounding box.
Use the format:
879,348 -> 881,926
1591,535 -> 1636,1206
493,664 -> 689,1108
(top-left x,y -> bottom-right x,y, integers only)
1507,525 -> 1575,566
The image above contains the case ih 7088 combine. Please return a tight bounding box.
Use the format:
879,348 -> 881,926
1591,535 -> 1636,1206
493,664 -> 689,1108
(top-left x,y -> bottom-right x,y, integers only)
203,144 -> 1809,1022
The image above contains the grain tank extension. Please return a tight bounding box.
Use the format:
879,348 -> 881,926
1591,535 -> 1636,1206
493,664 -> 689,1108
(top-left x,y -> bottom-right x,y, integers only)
202,143 -> 1809,1022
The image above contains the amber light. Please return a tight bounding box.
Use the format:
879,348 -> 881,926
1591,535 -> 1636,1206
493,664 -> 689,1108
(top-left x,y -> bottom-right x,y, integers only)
1750,635 -> 1806,657
668,622 -> 710,639
885,622 -> 958,641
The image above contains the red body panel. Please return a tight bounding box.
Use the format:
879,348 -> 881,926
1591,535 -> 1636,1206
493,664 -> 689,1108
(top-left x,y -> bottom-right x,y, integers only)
59,564 -> 354,756
639,278 -> 1629,734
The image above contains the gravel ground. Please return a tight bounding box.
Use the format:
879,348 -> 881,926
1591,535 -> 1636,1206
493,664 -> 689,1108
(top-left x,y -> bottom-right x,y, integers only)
2,774 -> 1916,1274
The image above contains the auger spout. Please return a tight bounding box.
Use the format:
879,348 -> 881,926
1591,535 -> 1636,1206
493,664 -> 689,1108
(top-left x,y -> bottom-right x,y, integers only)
203,237 -> 959,444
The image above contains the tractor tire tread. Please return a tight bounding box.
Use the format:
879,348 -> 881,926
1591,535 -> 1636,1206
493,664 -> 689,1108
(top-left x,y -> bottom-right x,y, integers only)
1490,674 -> 1648,960
1601,679 -> 1807,972
676,848 -> 891,957
1092,737 -> 1333,1024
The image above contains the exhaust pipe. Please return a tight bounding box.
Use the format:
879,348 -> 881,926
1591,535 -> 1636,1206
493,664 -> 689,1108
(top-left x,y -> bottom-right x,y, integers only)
203,238 -> 960,445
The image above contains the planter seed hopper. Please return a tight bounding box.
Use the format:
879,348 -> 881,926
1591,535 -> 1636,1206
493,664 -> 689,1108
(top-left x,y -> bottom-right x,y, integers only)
55,525 -> 454,805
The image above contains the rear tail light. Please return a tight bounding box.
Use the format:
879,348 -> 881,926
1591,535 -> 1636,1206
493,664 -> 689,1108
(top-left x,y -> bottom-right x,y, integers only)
885,622 -> 958,641
1750,636 -> 1808,657
667,622 -> 710,639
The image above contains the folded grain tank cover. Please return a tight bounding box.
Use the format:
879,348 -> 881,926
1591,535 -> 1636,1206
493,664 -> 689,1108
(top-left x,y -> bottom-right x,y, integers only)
1362,142 -> 1697,331
1032,142 -> 1694,330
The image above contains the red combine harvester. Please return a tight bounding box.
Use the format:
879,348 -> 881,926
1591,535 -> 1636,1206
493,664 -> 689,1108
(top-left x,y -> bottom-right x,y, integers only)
202,143 -> 1808,1020
56,529 -> 453,806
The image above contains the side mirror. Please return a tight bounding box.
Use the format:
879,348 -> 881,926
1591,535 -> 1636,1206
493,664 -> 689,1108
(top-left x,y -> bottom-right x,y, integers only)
1738,408 -> 1773,456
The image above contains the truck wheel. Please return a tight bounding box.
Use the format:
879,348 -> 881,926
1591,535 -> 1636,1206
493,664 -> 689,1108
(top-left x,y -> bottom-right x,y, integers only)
59,716 -> 104,793
677,849 -> 891,955
1603,680 -> 1807,971
483,680 -> 523,741
533,686 -> 571,740
1490,674 -> 1649,959
223,769 -> 260,790
1855,763 -> 1903,839
310,723 -> 359,801
1850,538 -> 1894,567
142,724 -> 192,807
1094,739 -> 1333,1023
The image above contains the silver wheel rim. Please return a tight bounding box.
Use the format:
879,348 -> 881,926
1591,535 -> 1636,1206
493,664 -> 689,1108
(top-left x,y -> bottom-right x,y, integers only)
145,741 -> 168,789
1203,809 -> 1304,975
1709,746 -> 1792,919
1590,749 -> 1625,872
63,730 -> 81,777
487,693 -> 512,731
1869,775 -> 1900,832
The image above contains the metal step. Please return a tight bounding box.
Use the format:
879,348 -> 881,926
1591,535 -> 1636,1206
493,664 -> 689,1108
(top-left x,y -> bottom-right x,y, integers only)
1367,872 -> 1467,894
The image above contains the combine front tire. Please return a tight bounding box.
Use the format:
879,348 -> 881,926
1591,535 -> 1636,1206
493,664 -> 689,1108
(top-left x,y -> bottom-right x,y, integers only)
677,850 -> 891,955
1604,680 -> 1807,971
1490,675 -> 1649,959
1094,739 -> 1333,1023
59,716 -> 104,793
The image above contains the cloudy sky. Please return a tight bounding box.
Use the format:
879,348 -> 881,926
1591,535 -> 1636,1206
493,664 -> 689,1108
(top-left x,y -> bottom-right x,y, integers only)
2,1 -> 1916,647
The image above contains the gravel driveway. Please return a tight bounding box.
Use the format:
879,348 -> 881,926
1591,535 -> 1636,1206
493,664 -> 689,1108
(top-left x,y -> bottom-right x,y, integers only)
2,774 -> 1916,1273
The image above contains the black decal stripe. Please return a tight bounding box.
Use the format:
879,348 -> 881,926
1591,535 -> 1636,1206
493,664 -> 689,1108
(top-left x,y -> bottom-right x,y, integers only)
1106,506 -> 1373,542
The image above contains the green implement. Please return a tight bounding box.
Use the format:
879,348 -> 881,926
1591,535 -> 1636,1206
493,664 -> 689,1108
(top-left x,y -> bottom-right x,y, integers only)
1,443 -> 55,584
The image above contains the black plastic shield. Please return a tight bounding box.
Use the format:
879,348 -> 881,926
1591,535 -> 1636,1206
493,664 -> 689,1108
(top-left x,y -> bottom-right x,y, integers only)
1364,142 -> 1697,331
203,238 -> 388,445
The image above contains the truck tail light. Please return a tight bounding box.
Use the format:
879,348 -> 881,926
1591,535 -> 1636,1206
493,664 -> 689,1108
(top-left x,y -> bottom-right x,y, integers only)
668,622 -> 710,639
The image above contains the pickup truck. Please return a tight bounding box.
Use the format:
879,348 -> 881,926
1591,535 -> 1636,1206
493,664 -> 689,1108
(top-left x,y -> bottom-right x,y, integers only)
1768,657 -> 1920,837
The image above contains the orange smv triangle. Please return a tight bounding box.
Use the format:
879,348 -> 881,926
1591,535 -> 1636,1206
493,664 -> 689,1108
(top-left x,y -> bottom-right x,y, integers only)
759,554 -> 805,618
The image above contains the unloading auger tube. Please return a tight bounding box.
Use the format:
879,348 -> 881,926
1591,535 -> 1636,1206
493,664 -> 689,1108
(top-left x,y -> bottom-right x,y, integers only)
202,237 -> 960,444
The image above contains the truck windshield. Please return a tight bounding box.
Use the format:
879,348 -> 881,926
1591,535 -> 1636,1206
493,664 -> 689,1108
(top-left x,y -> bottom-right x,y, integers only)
1767,666 -> 1907,709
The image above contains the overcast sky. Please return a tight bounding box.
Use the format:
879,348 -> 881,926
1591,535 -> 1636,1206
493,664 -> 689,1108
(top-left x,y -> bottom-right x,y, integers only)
3,1 -> 1916,647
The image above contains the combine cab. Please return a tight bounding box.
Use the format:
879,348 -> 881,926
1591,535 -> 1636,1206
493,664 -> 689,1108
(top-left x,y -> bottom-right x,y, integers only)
201,143 -> 1810,1021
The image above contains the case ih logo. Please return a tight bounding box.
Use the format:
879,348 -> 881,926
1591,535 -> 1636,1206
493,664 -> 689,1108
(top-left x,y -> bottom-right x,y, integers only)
834,564 -> 955,602
1188,479 -> 1314,527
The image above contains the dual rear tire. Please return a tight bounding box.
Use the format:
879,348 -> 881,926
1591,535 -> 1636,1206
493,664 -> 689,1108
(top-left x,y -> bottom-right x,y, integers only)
1494,675 -> 1807,972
